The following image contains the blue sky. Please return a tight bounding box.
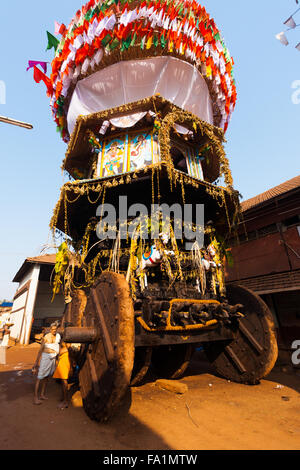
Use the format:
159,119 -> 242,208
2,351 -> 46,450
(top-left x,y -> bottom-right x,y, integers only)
0,0 -> 299,300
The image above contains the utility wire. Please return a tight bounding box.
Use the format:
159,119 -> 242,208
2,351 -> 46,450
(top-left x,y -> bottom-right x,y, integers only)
290,6 -> 300,18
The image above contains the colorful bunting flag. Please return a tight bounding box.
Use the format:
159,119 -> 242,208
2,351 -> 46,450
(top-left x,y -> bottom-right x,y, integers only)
27,61 -> 48,74
33,66 -> 53,95
109,38 -> 120,50
161,35 -> 167,48
146,36 -> 153,49
284,16 -> 296,29
54,21 -> 67,36
101,33 -> 112,47
275,32 -> 289,46
34,0 -> 237,141
46,31 -> 60,52
121,34 -> 132,51
130,33 -> 137,47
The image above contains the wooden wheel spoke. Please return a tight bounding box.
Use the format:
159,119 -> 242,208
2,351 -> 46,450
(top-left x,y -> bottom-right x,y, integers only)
225,345 -> 247,374
239,320 -> 264,354
91,290 -> 114,362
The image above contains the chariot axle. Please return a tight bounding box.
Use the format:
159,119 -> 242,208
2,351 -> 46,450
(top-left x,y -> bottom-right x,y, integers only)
63,327 -> 99,344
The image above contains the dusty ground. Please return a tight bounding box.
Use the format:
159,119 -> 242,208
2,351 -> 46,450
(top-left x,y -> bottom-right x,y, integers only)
0,344 -> 299,450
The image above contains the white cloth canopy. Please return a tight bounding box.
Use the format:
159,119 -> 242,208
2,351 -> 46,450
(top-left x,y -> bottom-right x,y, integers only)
67,56 -> 213,135
110,112 -> 147,129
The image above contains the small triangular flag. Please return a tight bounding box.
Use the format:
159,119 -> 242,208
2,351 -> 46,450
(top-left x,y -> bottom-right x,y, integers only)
284,16 -> 296,29
109,38 -> 119,50
296,43 -> 300,51
54,21 -> 67,35
27,61 -> 48,74
275,32 -> 289,46
46,31 -> 60,52
161,35 -> 167,49
130,32 -> 137,47
33,66 -> 53,95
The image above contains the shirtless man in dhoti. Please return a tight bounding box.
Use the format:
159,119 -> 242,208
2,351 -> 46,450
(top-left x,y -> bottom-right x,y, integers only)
32,322 -> 61,405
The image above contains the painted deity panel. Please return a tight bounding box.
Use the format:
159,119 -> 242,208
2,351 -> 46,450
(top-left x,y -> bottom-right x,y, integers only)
97,130 -> 161,179
127,131 -> 161,171
99,136 -> 127,178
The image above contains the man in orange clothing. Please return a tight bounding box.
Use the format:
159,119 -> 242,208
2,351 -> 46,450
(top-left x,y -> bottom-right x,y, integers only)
53,341 -> 71,409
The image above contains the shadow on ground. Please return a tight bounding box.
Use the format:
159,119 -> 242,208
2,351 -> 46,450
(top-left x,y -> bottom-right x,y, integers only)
135,350 -> 224,387
136,349 -> 300,396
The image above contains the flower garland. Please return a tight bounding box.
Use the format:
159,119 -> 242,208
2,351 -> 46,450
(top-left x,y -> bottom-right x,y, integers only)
157,108 -> 231,188
51,216 -> 227,300
49,161 -> 239,249
38,0 -> 236,142
63,97 -> 231,186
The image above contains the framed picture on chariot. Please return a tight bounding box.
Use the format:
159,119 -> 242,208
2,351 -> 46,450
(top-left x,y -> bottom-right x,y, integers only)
126,130 -> 160,172
97,129 -> 161,178
98,136 -> 127,178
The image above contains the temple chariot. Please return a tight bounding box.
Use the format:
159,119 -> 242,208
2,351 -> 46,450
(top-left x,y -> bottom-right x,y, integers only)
41,0 -> 278,421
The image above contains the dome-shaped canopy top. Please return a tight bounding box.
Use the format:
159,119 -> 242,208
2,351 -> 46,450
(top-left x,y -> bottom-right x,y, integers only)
49,0 -> 237,142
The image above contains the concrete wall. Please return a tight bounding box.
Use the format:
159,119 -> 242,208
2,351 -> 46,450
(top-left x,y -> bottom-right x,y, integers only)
33,281 -> 65,321
10,265 -> 40,345
21,265 -> 40,345
10,291 -> 28,341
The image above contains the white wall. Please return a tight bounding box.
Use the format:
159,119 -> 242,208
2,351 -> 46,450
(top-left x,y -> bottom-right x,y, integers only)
21,265 -> 40,345
10,265 -> 37,343
10,291 -> 28,341
34,281 -> 65,321
11,265 -> 40,345
11,264 -> 66,344
18,266 -> 34,290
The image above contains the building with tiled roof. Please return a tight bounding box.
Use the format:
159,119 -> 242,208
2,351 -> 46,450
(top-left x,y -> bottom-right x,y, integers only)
10,253 -> 65,345
241,175 -> 300,212
13,254 -> 57,283
226,175 -> 300,364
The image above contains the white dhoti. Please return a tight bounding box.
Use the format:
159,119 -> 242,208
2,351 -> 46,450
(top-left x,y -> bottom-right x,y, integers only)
37,352 -> 57,380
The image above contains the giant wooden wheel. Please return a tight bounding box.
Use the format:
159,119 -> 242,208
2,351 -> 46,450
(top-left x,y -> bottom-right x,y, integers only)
62,278 -> 278,422
77,272 -> 135,422
204,285 -> 278,384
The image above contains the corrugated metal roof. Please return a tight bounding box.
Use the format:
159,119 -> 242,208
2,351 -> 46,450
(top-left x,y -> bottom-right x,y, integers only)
241,175 -> 300,212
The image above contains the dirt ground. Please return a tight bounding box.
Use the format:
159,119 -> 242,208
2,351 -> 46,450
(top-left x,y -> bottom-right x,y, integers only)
0,343 -> 299,451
